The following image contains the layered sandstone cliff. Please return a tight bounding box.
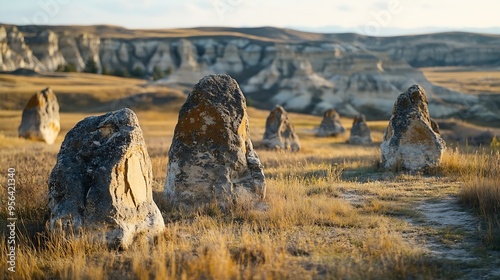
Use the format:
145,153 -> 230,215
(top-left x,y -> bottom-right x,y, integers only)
1,25 -> 499,123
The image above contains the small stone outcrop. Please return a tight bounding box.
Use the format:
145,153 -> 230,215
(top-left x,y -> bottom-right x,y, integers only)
349,114 -> 372,145
261,105 -> 300,151
18,87 -> 60,144
165,74 -> 266,209
48,108 -> 165,249
381,85 -> 446,171
317,109 -> 345,137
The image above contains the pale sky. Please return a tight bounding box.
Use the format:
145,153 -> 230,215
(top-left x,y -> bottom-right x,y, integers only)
1,0 -> 499,35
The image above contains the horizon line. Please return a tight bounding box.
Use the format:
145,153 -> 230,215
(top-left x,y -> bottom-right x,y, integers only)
1,22 -> 500,37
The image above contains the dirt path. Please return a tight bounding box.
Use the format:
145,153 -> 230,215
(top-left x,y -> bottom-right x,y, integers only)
342,187 -> 500,279
410,197 -> 500,279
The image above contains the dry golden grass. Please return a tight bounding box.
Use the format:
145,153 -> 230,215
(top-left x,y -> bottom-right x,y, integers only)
438,148 -> 500,243
0,88 -> 499,279
0,72 -> 185,112
0,72 -> 141,107
421,67 -> 500,95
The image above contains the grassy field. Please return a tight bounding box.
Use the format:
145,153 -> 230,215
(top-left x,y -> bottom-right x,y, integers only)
421,67 -> 500,95
0,72 -> 185,112
0,73 -> 499,279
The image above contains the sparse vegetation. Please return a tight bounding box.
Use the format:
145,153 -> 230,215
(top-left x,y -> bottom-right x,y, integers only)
112,68 -> 130,78
55,63 -> 77,73
491,136 -> 500,151
83,57 -> 99,74
152,66 -> 171,81
439,148 -> 500,244
130,66 -> 145,79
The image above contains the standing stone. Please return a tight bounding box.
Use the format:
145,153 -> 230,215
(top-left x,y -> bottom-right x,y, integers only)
349,114 -> 373,145
317,109 -> 345,137
165,74 -> 265,209
381,85 -> 446,171
261,105 -> 301,152
18,87 -> 60,144
48,108 -> 164,249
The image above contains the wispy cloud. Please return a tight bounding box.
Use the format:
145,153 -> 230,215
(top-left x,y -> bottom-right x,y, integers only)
337,4 -> 352,12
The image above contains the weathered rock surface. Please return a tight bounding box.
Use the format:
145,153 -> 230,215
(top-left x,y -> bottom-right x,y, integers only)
430,119 -> 440,134
381,85 -> 446,171
243,46 -> 480,120
317,109 -> 345,137
48,108 -> 165,249
59,32 -> 101,71
261,105 -> 300,151
372,33 -> 500,67
1,26 -> 38,71
18,87 -> 60,144
26,30 -> 65,71
165,74 -> 266,209
349,114 -> 372,145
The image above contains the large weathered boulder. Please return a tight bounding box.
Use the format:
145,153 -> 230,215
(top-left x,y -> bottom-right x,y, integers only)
165,74 -> 266,209
317,109 -> 345,137
349,114 -> 372,145
48,108 -> 164,249
18,87 -> 60,144
381,85 -> 446,171
261,105 -> 301,152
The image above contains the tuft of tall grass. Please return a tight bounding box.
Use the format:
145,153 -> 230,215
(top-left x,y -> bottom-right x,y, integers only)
440,148 -> 500,243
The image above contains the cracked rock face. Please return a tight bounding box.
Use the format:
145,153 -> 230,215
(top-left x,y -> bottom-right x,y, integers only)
261,105 -> 300,152
430,119 -> 440,134
349,114 -> 372,145
165,74 -> 266,209
317,109 -> 345,137
48,108 -> 164,249
381,85 -> 446,171
18,87 -> 60,144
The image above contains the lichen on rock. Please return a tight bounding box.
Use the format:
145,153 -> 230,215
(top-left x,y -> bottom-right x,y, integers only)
349,114 -> 372,145
381,85 -> 446,171
164,74 -> 266,210
317,109 -> 345,137
261,105 -> 300,152
18,87 -> 60,144
48,108 -> 164,249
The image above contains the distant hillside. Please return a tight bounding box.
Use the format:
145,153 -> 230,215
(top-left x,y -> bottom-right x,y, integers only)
1,24 -> 500,125
0,72 -> 185,113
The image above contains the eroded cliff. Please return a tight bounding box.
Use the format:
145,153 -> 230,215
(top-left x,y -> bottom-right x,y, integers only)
1,24 -> 499,122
